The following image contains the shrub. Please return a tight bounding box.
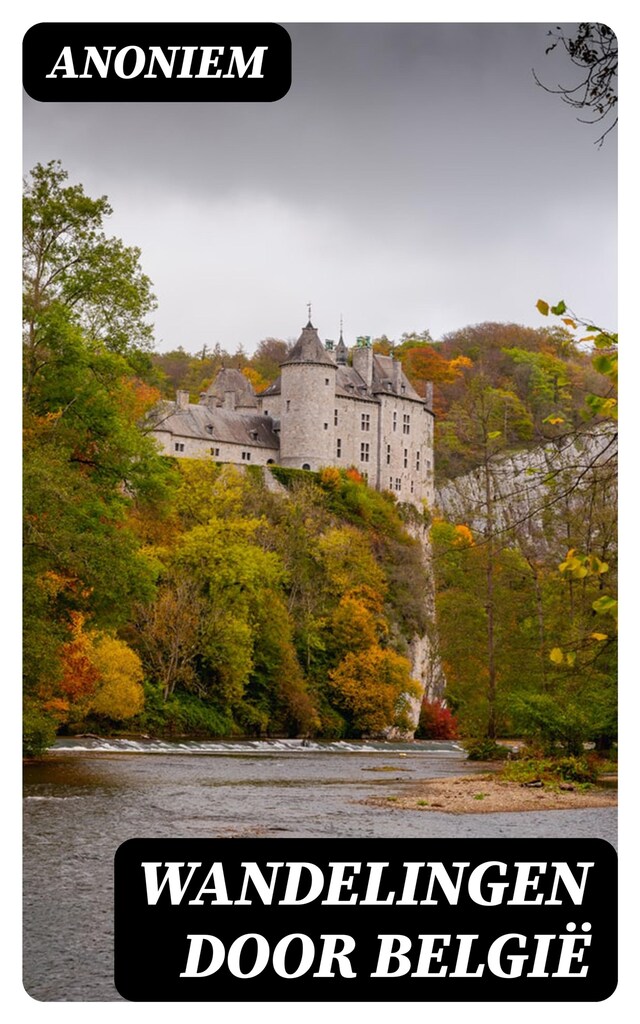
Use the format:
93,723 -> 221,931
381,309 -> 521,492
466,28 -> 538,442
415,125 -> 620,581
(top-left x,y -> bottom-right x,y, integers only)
416,698 -> 458,740
23,700 -> 57,757
501,756 -> 598,786
465,738 -> 510,761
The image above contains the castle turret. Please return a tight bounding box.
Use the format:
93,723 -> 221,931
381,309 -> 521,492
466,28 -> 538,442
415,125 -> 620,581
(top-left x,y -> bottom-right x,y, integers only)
335,331 -> 348,366
279,320 -> 337,470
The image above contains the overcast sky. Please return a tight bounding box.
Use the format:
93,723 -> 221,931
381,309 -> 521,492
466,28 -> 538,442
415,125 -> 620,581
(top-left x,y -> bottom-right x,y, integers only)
23,23 -> 617,354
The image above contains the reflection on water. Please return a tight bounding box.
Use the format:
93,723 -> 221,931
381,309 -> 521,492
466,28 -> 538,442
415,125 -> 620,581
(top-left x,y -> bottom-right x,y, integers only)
23,739 -> 617,1001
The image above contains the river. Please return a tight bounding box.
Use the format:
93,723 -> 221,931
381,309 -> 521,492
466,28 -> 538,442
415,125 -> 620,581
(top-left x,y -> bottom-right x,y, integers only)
23,738 -> 617,1001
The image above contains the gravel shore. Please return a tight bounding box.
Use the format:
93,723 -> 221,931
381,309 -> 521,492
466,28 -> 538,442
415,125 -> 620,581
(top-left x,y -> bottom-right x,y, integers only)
364,773 -> 618,814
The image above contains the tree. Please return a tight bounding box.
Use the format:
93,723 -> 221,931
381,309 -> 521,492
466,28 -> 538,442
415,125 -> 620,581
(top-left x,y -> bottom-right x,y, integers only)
533,24 -> 617,146
23,160 -> 156,395
23,162 -> 172,751
134,574 -> 205,701
88,635 -> 145,720
328,647 -> 420,736
439,379 -> 533,738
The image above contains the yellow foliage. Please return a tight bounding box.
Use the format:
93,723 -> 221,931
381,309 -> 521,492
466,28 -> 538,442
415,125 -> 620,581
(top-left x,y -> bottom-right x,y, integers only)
89,635 -> 145,720
330,594 -> 386,656
328,646 -> 420,734
317,526 -> 386,597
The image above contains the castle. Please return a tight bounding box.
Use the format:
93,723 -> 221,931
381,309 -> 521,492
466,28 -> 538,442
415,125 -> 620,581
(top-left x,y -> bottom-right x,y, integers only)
151,320 -> 435,507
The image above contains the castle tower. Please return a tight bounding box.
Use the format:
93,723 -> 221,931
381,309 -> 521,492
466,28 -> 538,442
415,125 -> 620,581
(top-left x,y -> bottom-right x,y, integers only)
279,320 -> 337,470
335,328 -> 348,366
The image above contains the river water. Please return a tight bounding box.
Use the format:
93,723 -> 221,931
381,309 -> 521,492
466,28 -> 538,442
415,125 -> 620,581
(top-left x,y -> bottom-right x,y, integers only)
23,738 -> 617,1001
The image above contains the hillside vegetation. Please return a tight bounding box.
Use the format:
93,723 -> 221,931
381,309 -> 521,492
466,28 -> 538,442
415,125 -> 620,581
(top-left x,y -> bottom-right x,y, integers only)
23,162 -> 617,758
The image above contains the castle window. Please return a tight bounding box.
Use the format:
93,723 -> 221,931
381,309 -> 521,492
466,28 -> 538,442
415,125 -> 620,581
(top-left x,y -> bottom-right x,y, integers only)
267,459 -> 274,465
395,478 -> 401,491
427,459 -> 431,469
393,411 -> 397,432
302,463 -> 311,470
416,451 -> 421,470
211,447 -> 220,457
361,413 -> 370,431
241,451 -> 251,461
403,414 -> 410,434
336,439 -> 342,458
411,480 -> 414,494
286,400 -> 291,411
325,378 -> 330,385
206,424 -> 213,434
334,409 -> 338,426
264,410 -> 269,416
401,385 -> 406,394
404,449 -> 408,468
174,442 -> 185,452
386,444 -> 391,465
389,477 -> 393,489
360,442 -> 370,463
324,423 -> 328,430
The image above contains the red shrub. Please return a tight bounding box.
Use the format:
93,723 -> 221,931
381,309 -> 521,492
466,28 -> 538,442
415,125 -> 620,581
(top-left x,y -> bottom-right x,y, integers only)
417,698 -> 458,740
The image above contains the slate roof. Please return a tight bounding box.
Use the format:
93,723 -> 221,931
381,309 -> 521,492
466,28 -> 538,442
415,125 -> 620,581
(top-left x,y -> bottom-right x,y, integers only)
151,401 -> 279,448
281,321 -> 337,368
370,354 -> 422,400
201,367 -> 258,408
258,353 -> 424,403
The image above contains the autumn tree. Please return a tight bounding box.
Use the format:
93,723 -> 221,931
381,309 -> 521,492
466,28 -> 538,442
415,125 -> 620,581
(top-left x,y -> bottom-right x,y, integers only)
328,647 -> 420,736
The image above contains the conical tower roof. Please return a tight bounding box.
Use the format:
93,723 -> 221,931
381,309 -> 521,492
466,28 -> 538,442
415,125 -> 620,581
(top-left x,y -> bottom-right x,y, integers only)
281,321 -> 336,367
335,330 -> 348,365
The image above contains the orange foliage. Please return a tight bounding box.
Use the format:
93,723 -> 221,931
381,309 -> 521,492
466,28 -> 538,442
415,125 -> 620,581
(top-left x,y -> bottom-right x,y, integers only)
115,378 -> 162,422
242,366 -> 270,393
454,524 -> 474,547
328,646 -> 420,734
58,612 -> 100,701
345,467 -> 363,484
401,347 -> 472,416
318,466 -> 342,489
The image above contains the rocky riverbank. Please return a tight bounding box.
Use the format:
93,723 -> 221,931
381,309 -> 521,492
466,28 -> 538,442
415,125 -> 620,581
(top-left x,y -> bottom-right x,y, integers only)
364,772 -> 618,814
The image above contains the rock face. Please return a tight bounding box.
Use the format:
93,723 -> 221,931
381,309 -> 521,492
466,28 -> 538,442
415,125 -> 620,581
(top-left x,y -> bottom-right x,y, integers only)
385,517 -> 445,739
436,429 -> 617,546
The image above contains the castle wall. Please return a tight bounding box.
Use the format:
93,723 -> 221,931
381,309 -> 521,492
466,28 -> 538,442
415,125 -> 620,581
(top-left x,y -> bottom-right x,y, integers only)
376,395 -> 434,506
333,395 -> 380,485
153,430 -> 279,465
279,362 -> 337,469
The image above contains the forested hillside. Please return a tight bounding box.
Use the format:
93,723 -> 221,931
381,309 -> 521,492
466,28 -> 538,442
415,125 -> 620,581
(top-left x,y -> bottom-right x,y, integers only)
23,162 -> 617,758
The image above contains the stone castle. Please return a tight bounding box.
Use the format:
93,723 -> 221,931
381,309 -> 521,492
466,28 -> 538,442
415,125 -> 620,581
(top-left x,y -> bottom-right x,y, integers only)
151,319 -> 435,507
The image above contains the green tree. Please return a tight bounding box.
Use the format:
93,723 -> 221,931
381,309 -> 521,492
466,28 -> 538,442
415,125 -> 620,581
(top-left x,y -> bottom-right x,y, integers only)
23,162 -> 173,752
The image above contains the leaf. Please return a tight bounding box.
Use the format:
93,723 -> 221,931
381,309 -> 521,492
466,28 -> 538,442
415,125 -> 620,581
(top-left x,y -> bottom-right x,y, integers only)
561,318 -> 577,328
550,300 -> 567,315
592,595 -> 618,618
543,414 -> 565,425
536,299 -> 550,316
590,632 -> 609,641
592,354 -> 613,375
487,430 -> 502,440
565,652 -> 577,667
549,647 -> 564,664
